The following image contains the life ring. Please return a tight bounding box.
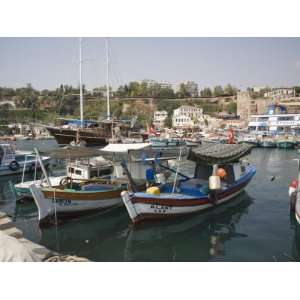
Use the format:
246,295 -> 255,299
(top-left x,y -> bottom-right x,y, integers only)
9,160 -> 20,172
59,176 -> 73,187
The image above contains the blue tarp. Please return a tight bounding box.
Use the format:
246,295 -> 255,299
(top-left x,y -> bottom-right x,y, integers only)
62,119 -> 98,127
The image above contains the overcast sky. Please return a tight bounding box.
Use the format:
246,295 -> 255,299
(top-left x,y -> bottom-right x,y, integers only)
1,37 -> 300,91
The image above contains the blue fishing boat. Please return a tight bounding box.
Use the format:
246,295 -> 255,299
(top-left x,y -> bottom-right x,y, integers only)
121,144 -> 256,224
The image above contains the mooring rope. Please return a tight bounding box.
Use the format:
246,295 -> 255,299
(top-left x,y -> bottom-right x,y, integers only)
53,188 -> 60,253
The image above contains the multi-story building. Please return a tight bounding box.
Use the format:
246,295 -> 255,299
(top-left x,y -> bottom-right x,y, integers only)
140,79 -> 173,90
172,105 -> 204,128
153,110 -> 168,129
264,88 -> 296,99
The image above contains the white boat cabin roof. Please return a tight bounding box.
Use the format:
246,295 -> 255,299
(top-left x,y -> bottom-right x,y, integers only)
101,143 -> 150,153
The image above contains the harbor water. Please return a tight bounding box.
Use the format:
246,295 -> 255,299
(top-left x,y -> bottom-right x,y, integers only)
1,140 -> 300,261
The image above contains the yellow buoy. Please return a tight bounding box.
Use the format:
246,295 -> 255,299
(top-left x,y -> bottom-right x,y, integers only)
146,186 -> 160,195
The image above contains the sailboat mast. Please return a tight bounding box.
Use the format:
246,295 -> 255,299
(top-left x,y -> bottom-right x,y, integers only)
79,37 -> 84,128
105,38 -> 111,120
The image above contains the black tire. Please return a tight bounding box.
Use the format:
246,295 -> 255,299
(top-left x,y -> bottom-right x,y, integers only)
9,160 -> 20,172
59,176 -> 73,187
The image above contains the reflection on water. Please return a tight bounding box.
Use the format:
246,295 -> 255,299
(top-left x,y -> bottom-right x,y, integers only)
36,193 -> 252,261
0,141 -> 300,261
123,194 -> 252,261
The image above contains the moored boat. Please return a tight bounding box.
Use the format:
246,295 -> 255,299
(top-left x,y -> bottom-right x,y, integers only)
259,137 -> 276,148
14,153 -> 113,199
30,143 -> 175,225
260,141 -> 276,148
276,140 -> 295,149
121,143 -> 256,224
237,135 -> 259,147
0,143 -> 50,177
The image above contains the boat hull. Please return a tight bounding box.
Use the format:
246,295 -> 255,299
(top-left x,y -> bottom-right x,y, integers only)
260,141 -> 276,148
276,141 -> 295,149
14,176 -> 65,198
30,184 -> 124,224
238,141 -> 259,147
294,190 -> 300,224
121,166 -> 256,224
0,158 -> 50,177
46,126 -> 109,147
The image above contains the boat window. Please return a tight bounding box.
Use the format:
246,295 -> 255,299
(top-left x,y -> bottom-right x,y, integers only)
277,116 -> 294,121
68,167 -> 75,174
257,117 -> 269,121
75,169 -> 82,175
219,164 -> 235,184
194,164 -> 212,180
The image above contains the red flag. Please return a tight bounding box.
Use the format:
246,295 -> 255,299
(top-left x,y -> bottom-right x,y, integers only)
227,128 -> 234,144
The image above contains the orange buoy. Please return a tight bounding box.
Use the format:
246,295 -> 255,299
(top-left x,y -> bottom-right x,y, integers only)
216,168 -> 227,178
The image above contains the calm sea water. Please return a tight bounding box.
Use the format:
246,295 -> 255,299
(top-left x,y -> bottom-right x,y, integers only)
1,140 -> 300,261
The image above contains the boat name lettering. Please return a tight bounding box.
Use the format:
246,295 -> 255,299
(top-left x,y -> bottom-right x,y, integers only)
52,199 -> 72,206
150,204 -> 172,213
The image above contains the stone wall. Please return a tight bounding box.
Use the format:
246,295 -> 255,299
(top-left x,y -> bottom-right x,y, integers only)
237,92 -> 276,122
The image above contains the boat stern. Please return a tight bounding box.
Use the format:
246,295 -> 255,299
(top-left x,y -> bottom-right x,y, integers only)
121,191 -> 138,223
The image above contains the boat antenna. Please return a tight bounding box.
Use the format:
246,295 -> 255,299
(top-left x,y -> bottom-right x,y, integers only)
79,37 -> 84,128
105,38 -> 111,120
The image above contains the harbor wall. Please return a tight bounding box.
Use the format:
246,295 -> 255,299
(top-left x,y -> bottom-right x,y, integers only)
0,211 -> 89,262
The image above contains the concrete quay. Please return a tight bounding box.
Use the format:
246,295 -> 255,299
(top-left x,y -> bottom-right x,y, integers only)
0,211 -> 89,262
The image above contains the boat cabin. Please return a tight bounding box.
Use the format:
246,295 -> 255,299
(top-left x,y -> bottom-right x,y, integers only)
100,143 -> 177,181
188,143 -> 253,186
66,157 -> 113,180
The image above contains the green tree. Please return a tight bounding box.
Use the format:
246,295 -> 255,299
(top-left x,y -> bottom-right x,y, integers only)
213,85 -> 224,97
128,81 -> 140,97
226,102 -> 237,114
176,83 -> 190,98
224,84 -> 237,96
200,87 -> 212,97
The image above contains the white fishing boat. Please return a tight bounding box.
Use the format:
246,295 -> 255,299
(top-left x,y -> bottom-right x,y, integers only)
29,143 -> 175,225
0,143 -> 50,177
14,153 -> 113,199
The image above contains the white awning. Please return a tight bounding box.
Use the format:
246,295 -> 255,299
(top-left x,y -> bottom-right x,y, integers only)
100,143 -> 150,153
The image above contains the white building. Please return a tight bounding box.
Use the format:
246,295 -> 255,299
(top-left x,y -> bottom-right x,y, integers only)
140,79 -> 172,90
172,105 -> 204,128
253,86 -> 267,93
153,110 -> 168,129
264,88 -> 295,99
